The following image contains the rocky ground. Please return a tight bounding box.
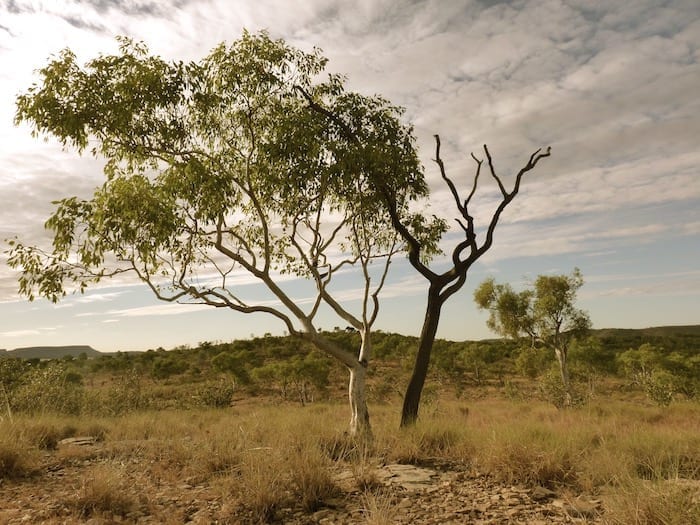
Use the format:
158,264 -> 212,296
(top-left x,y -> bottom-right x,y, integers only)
0,438 -> 604,524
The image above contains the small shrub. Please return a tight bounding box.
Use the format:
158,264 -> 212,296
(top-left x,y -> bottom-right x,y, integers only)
195,379 -> 236,408
104,367 -> 146,415
11,363 -> 84,415
537,369 -> 586,408
644,371 -> 676,407
502,380 -> 523,401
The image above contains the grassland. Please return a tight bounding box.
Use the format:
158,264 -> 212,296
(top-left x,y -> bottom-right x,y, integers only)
1,393 -> 699,523
1,329 -> 699,523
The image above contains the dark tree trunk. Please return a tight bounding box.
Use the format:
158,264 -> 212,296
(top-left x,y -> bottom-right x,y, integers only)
401,289 -> 443,427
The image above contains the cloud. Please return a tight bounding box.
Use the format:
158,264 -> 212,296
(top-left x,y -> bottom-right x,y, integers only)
0,0 -> 698,347
103,302 -> 208,317
0,329 -> 39,338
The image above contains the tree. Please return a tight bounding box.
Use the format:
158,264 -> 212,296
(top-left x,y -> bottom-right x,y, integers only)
7,31 -> 441,436
393,139 -> 550,425
474,268 -> 591,406
298,100 -> 551,426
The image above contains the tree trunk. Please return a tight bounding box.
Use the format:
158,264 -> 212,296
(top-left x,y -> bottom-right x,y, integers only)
304,331 -> 371,436
348,363 -> 371,438
348,330 -> 372,438
554,347 -> 572,407
401,290 -> 442,427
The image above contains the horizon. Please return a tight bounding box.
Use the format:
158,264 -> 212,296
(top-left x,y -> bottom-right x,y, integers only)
1,1 -> 699,353
3,322 -> 700,355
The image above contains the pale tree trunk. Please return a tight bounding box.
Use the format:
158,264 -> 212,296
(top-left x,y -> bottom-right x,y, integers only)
348,331 -> 372,438
304,330 -> 372,437
348,363 -> 371,438
554,347 -> 572,407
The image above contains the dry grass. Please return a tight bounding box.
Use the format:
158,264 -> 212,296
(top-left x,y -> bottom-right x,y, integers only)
360,489 -> 397,525
0,423 -> 38,479
604,478 -> 700,525
72,464 -> 137,518
2,397 -> 698,523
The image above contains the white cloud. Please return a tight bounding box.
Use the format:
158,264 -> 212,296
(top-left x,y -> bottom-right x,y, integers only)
0,329 -> 40,338
106,302 -> 208,317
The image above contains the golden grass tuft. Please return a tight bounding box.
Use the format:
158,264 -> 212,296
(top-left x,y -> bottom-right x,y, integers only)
604,478 -> 700,525
72,464 -> 136,518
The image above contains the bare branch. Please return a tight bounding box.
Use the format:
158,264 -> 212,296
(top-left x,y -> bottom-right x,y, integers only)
434,135 -> 464,216
483,145 -> 508,197
465,152 -> 482,206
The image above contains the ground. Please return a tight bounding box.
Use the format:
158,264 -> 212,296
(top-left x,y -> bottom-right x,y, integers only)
1,437 -> 603,524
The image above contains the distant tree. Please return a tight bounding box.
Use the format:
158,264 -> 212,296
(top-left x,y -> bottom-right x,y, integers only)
8,31 -> 443,436
474,268 -> 590,406
618,343 -> 699,404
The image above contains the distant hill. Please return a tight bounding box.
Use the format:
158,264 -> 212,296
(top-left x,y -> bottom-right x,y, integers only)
0,345 -> 101,360
593,325 -> 700,337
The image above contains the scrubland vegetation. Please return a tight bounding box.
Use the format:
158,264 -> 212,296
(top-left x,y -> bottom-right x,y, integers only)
1,327 -> 699,524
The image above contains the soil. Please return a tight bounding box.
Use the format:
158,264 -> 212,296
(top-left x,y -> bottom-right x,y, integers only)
0,439 -> 603,524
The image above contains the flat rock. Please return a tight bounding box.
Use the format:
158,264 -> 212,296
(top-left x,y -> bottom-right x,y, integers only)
58,436 -> 97,446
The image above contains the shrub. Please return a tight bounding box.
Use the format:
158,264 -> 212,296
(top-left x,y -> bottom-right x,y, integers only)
644,371 -> 676,407
537,368 -> 586,409
103,367 -> 146,415
195,378 -> 236,408
11,362 -> 84,415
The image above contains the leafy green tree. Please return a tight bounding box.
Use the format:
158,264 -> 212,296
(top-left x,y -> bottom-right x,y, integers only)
474,268 -> 591,407
252,352 -> 331,405
617,343 -> 698,404
211,350 -> 252,384
617,343 -> 663,386
8,31 -> 443,436
11,362 -> 84,415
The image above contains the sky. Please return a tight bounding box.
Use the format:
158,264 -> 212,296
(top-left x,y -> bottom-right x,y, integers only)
0,0 -> 699,353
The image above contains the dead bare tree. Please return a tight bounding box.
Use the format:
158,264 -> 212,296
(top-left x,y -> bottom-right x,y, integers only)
385,136 -> 551,426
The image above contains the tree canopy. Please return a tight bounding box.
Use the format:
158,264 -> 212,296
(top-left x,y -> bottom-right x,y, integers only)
8,31 -> 445,435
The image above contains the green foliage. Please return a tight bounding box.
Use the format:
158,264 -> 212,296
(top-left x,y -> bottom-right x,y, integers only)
8,30 -> 440,308
150,355 -> 188,379
194,378 -> 236,408
515,346 -> 550,379
474,268 -> 590,344
211,350 -> 252,384
537,368 -> 585,409
474,268 -> 590,406
252,352 -> 331,405
618,343 -> 699,405
0,358 -> 30,395
11,362 -> 84,415
102,367 -> 146,415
